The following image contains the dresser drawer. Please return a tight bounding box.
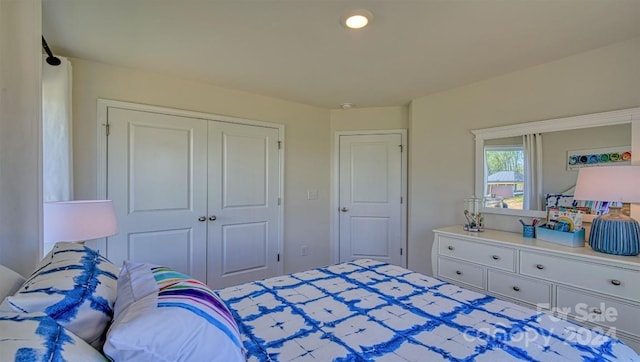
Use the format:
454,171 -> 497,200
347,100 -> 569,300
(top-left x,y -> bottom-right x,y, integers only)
438,257 -> 484,289
556,287 -> 640,337
520,251 -> 639,301
487,270 -> 551,306
438,236 -> 516,272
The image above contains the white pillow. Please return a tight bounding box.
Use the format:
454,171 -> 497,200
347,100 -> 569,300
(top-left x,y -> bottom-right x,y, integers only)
1,242 -> 119,349
104,261 -> 245,362
0,311 -> 107,361
0,264 -> 25,301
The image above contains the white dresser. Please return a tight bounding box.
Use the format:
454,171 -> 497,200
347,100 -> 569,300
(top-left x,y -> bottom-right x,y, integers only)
432,226 -> 640,352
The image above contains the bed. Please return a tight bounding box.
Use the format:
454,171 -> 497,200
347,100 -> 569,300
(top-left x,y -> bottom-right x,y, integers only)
1,242 -> 638,361
217,258 -> 639,361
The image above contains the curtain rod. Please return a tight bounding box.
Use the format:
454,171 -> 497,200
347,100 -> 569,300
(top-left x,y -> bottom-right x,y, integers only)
42,36 -> 61,66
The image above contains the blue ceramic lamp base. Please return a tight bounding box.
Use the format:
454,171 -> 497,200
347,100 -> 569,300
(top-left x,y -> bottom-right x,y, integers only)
588,211 -> 640,256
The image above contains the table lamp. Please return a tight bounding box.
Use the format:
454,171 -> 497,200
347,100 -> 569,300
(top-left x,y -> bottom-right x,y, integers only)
573,166 -> 640,256
44,200 -> 119,243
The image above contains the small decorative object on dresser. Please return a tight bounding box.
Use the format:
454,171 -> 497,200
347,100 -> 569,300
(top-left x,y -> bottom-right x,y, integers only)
573,166 -> 640,256
463,196 -> 484,231
432,226 -> 640,353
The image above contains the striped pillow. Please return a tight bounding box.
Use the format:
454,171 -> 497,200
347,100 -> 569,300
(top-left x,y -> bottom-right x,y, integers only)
104,261 -> 244,362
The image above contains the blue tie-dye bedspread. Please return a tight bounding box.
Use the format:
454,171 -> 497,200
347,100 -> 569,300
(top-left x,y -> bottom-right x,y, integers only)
216,259 -> 639,361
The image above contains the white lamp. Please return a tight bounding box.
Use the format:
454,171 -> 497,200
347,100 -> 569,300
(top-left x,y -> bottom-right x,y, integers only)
44,200 -> 119,243
573,166 -> 640,256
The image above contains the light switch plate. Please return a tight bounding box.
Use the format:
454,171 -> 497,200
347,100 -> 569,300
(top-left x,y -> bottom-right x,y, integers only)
307,189 -> 318,200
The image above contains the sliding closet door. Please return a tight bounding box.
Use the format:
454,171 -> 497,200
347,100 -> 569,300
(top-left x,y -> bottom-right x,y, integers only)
207,121 -> 280,288
106,108 -> 208,281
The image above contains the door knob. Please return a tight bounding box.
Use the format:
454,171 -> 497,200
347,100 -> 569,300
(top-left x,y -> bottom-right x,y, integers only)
209,215 -> 217,221
340,207 -> 349,212
198,216 -> 206,222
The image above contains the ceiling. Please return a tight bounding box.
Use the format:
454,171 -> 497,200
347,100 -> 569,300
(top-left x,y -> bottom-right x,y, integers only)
42,0 -> 640,109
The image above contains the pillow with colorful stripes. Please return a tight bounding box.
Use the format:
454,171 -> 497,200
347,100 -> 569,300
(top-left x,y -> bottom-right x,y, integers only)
0,242 -> 119,349
0,312 -> 107,361
103,261 -> 244,362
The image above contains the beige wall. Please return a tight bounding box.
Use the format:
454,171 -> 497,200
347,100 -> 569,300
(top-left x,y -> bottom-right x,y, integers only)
71,58 -> 331,274
330,106 -> 409,132
0,0 -> 42,276
409,37 -> 640,275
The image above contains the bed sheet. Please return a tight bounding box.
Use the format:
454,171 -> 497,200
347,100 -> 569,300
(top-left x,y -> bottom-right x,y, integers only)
216,259 -> 639,361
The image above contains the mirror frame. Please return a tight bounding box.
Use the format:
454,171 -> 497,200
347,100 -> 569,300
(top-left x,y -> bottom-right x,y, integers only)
472,107 -> 640,218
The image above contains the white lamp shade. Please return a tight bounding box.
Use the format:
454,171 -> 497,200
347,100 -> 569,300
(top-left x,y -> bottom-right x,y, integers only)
44,200 -> 119,243
573,166 -> 640,203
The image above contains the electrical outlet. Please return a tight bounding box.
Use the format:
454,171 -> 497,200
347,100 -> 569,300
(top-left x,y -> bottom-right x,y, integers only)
300,245 -> 308,256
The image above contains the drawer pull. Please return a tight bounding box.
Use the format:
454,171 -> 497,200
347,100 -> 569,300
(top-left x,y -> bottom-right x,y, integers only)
491,255 -> 500,260
610,279 -> 621,286
536,264 -> 545,270
455,270 -> 462,275
447,246 -> 455,251
591,308 -> 602,315
512,286 -> 520,292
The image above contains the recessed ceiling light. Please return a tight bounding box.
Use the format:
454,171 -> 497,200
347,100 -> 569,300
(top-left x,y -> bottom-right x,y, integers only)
342,10 -> 373,30
341,103 -> 355,109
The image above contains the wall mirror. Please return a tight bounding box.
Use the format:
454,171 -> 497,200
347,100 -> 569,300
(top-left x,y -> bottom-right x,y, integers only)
472,107 -> 640,219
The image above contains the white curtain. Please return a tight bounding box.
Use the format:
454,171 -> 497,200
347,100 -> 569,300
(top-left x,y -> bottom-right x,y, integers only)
42,55 -> 73,202
523,133 -> 543,210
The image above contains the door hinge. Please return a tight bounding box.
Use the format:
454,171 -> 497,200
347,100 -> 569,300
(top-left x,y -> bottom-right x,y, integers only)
278,197 -> 281,205
400,248 -> 403,256
105,123 -> 110,136
278,141 -> 282,149
401,197 -> 403,204
277,253 -> 280,262
399,144 -> 403,152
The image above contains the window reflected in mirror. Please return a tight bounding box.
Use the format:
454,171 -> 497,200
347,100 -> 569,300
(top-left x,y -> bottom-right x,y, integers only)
484,145 -> 524,209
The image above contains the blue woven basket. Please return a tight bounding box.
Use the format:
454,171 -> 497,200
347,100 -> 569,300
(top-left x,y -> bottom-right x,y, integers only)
589,217 -> 640,256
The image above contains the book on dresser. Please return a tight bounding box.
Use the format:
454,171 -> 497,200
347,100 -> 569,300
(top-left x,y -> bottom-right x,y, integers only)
432,225 -> 640,353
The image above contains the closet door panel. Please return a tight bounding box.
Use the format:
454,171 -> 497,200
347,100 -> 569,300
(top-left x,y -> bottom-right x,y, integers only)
106,108 -> 208,282
106,105 -> 282,288
207,121 -> 280,288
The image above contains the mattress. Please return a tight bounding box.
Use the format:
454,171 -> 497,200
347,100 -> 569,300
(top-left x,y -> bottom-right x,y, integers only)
216,259 -> 639,361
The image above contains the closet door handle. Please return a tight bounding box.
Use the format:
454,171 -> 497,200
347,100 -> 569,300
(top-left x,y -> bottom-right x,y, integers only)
536,264 -> 545,270
492,255 -> 500,260
512,286 -> 520,292
447,246 -> 454,251
610,279 -> 621,286
455,270 -> 462,275
198,216 -> 206,222
209,215 -> 217,221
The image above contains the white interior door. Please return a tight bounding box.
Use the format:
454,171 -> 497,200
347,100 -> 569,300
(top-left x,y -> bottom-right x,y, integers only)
339,133 -> 405,267
106,108 -> 208,281
207,121 -> 281,288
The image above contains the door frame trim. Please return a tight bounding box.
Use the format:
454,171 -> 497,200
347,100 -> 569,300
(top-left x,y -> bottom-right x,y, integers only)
96,99 -> 285,277
331,129 -> 408,266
